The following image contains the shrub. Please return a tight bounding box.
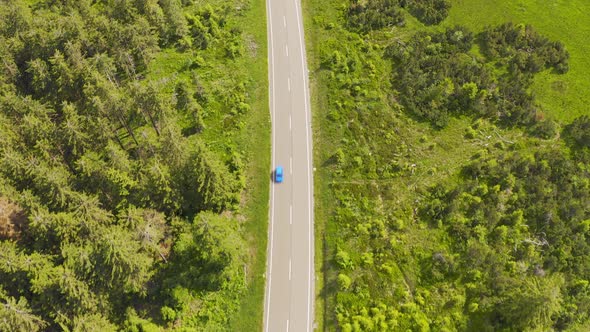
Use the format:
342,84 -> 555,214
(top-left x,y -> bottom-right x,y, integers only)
387,25 -> 566,128
464,126 -> 477,139
161,306 -> 177,322
402,0 -> 451,25
530,119 -> 558,139
361,252 -> 374,267
347,0 -> 404,33
336,248 -> 354,270
564,115 -> 590,148
338,273 -> 353,291
480,23 -> 569,74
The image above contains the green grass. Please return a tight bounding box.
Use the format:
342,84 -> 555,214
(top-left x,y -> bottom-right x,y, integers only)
227,0 -> 270,329
301,0 -> 329,330
442,0 -> 590,123
145,49 -> 192,90
307,41 -> 333,332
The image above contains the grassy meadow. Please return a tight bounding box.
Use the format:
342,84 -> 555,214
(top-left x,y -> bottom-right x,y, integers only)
303,0 -> 590,330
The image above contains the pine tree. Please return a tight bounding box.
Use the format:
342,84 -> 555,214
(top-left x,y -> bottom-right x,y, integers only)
0,290 -> 46,332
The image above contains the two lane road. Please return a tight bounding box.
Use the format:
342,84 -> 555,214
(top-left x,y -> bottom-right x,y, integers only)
263,0 -> 314,329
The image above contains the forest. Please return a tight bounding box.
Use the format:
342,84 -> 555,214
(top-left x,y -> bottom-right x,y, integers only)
307,0 -> 590,330
0,0 -> 268,330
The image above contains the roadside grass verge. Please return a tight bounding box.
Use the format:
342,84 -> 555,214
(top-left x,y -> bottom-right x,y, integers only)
228,0 -> 270,329
301,0 -> 327,330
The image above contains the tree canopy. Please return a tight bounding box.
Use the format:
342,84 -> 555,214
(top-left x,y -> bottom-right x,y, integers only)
0,0 -> 252,329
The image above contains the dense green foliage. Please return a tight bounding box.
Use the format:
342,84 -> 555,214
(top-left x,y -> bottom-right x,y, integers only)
0,0 -> 266,330
565,115 -> 590,162
387,24 -> 568,127
480,22 -> 570,74
306,0 -> 590,330
421,149 -> 590,330
346,0 -> 451,32
401,0 -> 451,25
347,0 -> 404,33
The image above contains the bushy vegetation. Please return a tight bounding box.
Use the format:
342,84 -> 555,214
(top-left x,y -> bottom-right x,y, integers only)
346,0 -> 452,33
347,0 -> 404,33
306,0 -> 589,330
421,148 -> 590,330
401,0 -> 451,25
441,0 -> 590,123
0,0 -> 267,330
480,22 -> 570,74
564,115 -> 590,162
387,24 -> 568,127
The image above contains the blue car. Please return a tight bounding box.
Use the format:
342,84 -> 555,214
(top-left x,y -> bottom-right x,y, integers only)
275,166 -> 284,183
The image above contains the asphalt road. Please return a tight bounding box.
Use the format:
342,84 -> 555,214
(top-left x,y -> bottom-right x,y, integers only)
263,0 -> 314,329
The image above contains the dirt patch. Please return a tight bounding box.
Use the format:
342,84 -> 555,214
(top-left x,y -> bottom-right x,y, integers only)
244,33 -> 258,58
0,197 -> 27,240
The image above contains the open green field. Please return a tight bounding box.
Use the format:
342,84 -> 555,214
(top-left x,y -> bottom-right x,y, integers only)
445,0 -> 590,122
304,0 -> 590,330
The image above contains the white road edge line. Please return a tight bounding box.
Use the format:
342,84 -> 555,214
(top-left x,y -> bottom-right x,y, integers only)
264,0 -> 276,330
294,0 -> 314,330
